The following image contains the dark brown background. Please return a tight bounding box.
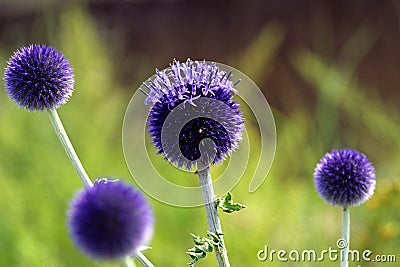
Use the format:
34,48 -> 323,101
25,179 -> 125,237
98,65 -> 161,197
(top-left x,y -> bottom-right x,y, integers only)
1,0 -> 399,114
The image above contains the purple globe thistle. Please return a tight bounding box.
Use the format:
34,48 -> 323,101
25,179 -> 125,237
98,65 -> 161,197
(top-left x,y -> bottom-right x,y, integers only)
143,59 -> 244,170
314,148 -> 376,207
4,44 -> 74,111
68,178 -> 154,261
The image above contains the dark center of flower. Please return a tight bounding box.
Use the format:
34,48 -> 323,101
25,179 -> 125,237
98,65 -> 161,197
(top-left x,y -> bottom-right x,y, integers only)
179,117 -> 231,163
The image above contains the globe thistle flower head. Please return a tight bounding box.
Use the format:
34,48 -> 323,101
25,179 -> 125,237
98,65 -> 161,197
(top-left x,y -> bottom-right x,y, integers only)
68,178 -> 154,261
314,148 -> 376,207
4,44 -> 74,111
143,59 -> 244,170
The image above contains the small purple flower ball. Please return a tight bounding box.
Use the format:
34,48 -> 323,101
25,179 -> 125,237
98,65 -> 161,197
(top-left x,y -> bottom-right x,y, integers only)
314,148 -> 376,207
68,178 -> 154,261
143,59 -> 244,170
4,44 -> 74,111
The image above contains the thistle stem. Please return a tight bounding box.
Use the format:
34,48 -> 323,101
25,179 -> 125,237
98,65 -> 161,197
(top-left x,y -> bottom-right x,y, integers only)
135,251 -> 155,267
341,207 -> 350,267
48,108 -> 93,188
198,167 -> 230,267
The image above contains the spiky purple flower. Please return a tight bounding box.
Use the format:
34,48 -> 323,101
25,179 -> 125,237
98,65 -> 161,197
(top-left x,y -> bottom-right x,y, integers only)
68,178 -> 154,261
143,59 -> 244,170
314,148 -> 376,207
4,44 -> 74,111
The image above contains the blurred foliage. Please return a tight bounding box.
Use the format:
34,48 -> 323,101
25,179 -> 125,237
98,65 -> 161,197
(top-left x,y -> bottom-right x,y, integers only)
0,2 -> 398,267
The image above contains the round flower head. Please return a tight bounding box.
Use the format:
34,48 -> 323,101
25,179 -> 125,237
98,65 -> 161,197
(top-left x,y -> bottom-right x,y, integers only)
68,178 -> 154,261
4,44 -> 74,111
314,148 -> 376,207
143,59 -> 244,170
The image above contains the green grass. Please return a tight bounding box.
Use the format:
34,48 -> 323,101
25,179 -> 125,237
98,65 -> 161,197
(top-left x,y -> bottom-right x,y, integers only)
0,3 -> 398,267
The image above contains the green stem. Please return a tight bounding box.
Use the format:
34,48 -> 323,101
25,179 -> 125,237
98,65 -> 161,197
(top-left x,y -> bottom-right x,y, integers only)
341,207 -> 350,267
135,251 -> 155,267
48,108 -> 93,188
198,167 -> 230,267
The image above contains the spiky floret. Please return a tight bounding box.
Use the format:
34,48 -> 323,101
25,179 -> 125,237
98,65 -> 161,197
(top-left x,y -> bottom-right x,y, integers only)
143,59 -> 244,170
4,44 -> 74,111
68,178 -> 154,260
314,148 -> 376,207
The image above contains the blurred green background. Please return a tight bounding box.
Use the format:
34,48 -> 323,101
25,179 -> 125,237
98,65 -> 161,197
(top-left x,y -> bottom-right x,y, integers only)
0,0 -> 399,266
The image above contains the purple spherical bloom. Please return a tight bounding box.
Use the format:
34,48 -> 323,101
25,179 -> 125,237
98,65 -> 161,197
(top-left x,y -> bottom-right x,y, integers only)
4,44 -> 74,111
314,148 -> 376,207
143,59 -> 244,170
68,178 -> 154,261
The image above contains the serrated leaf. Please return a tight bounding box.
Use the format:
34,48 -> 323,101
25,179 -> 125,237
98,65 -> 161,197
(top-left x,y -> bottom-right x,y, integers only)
186,231 -> 223,266
206,231 -> 223,245
216,192 -> 246,213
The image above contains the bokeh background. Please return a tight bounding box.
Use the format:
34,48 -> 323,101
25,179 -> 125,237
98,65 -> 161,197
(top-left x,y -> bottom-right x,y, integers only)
0,0 -> 399,266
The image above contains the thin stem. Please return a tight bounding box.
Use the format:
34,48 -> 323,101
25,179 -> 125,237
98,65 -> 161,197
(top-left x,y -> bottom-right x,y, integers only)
341,207 -> 350,267
198,167 -> 230,267
135,251 -> 155,267
48,108 -> 93,187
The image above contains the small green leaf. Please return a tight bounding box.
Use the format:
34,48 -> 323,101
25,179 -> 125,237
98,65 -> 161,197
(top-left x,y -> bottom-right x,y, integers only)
216,192 -> 246,213
206,231 -> 223,246
186,232 -> 224,266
